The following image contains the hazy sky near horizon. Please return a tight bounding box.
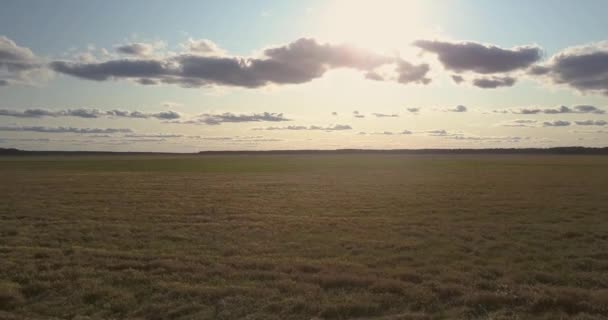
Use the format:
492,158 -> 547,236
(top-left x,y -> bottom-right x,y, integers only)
1,0 -> 607,151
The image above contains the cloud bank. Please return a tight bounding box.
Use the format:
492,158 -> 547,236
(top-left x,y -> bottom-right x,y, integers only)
543,120 -> 571,127
0,36 -> 46,85
530,42 -> 608,96
0,125 -> 133,134
170,112 -> 290,125
254,124 -> 352,131
414,40 -> 542,74
496,105 -> 605,115
50,38 -> 431,89
0,108 -> 181,119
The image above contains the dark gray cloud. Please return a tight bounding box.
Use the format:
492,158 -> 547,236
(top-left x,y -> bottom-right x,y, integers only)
372,113 -> 399,118
414,40 -> 542,74
116,43 -> 155,56
50,59 -> 171,81
500,105 -> 606,115
574,120 -> 607,126
406,107 -> 420,113
0,36 -> 45,85
255,124 -> 352,131
137,78 -> 158,85
543,120 -> 571,127
530,43 -> 608,95
51,38 -> 401,88
451,75 -> 464,84
573,105 -> 606,114
171,112 -> 289,125
445,105 -> 467,112
0,125 -> 133,134
0,108 -> 181,120
395,59 -> 431,84
107,110 -> 181,119
472,76 -> 516,88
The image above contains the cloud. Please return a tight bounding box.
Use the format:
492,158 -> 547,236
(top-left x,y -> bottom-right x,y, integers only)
107,110 -> 181,119
255,124 -> 352,131
0,36 -> 46,85
500,105 -> 606,114
372,113 -> 399,118
472,76 -> 516,88
50,59 -> 171,82
137,78 -> 158,85
451,75 -> 464,84
447,135 -> 525,142
500,119 -> 538,127
445,105 -> 467,112
116,42 -> 159,57
364,70 -> 384,81
0,125 -> 133,134
353,110 -> 365,118
0,108 -> 181,119
543,120 -> 571,127
395,59 -> 431,84
358,130 -> 411,135
572,129 -> 608,134
422,129 -> 525,142
573,105 -> 606,114
331,112 -> 338,116
426,129 -> 449,136
405,107 -> 420,113
171,112 -> 290,125
414,39 -> 542,74
530,42 -> 608,95
162,101 -> 183,108
183,38 -> 225,56
51,38 -> 407,89
500,119 -> 607,128
574,120 -> 607,126
124,133 -> 184,138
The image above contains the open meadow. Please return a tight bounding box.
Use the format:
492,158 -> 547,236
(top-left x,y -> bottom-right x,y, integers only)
1,154 -> 608,319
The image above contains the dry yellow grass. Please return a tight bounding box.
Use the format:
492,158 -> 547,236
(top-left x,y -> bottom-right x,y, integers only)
1,154 -> 607,319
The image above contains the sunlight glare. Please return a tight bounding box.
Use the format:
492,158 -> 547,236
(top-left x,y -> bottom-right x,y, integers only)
318,0 -> 428,51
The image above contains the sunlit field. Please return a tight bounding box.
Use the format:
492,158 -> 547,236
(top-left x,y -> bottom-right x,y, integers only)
1,154 -> 608,319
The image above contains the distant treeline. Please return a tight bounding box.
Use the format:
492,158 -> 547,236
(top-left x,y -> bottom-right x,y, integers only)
197,147 -> 608,155
2,146 -> 608,156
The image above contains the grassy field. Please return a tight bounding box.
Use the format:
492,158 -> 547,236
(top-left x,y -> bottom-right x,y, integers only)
1,154 -> 608,319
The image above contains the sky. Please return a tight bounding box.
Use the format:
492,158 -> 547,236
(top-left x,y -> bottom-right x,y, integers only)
1,0 -> 607,152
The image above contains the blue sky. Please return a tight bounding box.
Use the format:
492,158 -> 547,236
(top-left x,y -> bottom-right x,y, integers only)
1,0 -> 607,151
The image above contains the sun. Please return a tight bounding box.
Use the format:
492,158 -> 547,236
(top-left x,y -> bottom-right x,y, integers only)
317,0 -> 428,51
